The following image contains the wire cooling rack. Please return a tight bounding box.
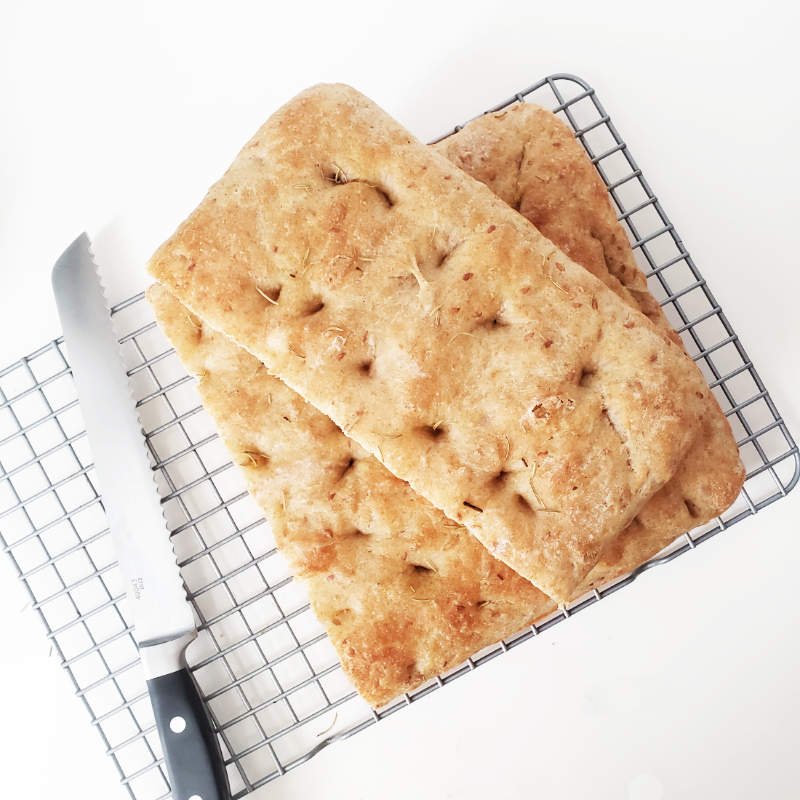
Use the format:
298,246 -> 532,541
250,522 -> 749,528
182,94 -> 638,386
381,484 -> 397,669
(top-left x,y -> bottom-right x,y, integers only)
0,74 -> 797,799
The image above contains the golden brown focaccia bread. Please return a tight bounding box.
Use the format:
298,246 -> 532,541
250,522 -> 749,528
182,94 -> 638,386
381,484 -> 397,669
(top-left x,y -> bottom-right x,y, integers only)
433,103 -> 744,586
148,84 -> 711,603
148,284 -> 557,706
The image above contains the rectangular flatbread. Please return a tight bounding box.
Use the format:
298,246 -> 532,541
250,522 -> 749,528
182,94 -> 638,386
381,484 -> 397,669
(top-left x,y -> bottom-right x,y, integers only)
148,84 -> 711,603
148,284 -> 556,706
433,104 -> 744,585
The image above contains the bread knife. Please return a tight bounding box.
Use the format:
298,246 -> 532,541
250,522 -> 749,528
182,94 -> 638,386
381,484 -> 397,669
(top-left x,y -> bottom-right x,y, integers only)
52,234 -> 231,800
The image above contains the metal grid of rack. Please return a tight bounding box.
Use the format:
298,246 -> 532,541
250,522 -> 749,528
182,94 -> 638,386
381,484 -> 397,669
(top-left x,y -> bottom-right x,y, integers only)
0,74 -> 797,799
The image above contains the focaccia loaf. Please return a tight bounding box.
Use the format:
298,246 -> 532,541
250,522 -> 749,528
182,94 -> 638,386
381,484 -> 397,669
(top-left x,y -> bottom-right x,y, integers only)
433,103 -> 744,583
148,284 -> 556,706
148,84 -> 710,603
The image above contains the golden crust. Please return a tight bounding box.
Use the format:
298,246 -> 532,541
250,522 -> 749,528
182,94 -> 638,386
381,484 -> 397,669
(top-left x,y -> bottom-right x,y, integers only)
434,104 -> 744,588
148,84 -> 710,602
580,407 -> 744,590
148,284 -> 556,706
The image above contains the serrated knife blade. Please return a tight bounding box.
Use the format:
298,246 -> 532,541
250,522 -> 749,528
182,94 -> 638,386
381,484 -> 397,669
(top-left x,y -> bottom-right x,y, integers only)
52,233 -> 230,800
53,233 -> 193,646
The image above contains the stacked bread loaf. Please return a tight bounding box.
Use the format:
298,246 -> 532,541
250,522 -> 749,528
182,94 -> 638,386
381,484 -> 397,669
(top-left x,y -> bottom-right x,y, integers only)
146,86 -> 743,706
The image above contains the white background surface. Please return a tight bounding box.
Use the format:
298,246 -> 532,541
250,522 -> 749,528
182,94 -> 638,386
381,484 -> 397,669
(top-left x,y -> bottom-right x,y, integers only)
1,2 -> 799,798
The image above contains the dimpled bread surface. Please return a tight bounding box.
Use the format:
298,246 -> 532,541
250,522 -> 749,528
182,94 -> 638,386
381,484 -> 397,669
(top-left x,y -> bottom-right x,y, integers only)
148,284 -> 556,706
434,103 -> 673,337
434,103 -> 744,586
148,83 -> 711,603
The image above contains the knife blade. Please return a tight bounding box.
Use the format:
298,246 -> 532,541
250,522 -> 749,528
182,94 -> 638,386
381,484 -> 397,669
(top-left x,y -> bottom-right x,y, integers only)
52,233 -> 230,800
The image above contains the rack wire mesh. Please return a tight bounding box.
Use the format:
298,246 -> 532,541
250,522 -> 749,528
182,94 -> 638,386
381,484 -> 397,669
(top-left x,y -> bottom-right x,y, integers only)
0,73 -> 797,799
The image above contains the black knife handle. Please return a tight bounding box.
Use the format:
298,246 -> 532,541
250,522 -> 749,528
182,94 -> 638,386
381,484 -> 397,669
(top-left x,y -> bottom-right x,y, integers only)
147,667 -> 231,800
